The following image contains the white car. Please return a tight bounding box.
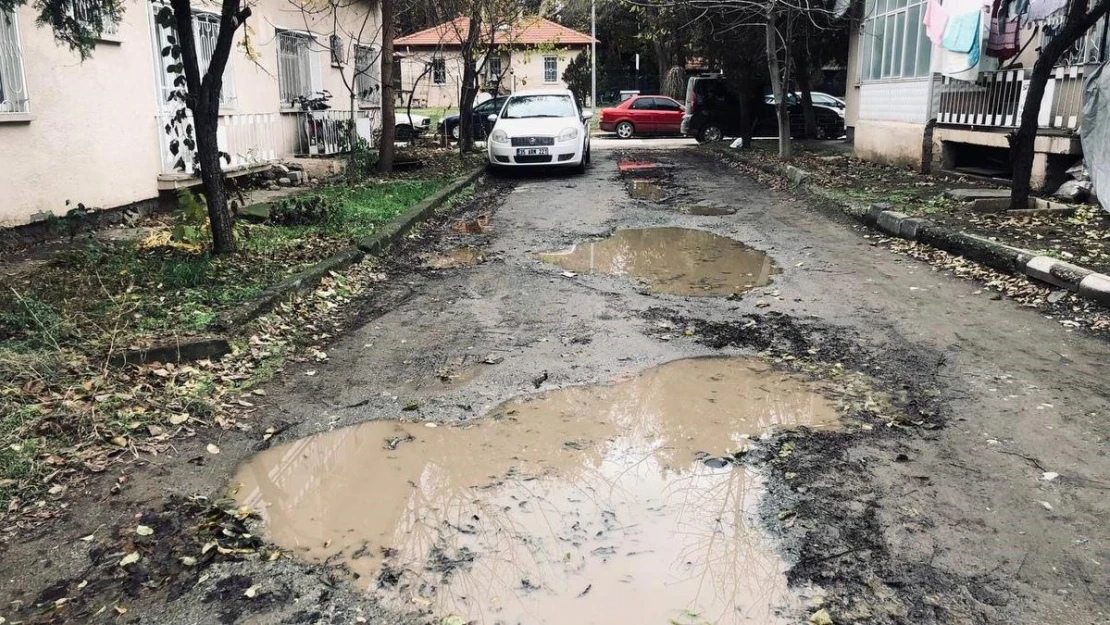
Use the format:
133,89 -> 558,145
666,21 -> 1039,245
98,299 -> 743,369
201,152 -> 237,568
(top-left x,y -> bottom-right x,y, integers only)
486,90 -> 592,173
395,112 -> 431,141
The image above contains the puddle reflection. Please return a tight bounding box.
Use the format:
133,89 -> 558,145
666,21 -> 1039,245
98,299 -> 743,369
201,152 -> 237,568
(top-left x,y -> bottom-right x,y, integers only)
537,227 -> 775,297
235,358 -> 835,624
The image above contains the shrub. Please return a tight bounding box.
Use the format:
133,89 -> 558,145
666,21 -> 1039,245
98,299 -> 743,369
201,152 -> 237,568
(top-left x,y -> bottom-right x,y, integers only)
268,194 -> 343,227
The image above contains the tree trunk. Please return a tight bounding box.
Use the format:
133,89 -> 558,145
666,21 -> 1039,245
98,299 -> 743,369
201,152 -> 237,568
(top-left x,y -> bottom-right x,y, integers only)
1009,0 -> 1110,209
458,17 -> 481,153
766,17 -> 792,159
170,0 -> 244,254
377,0 -> 395,173
794,48 -> 818,139
653,39 -> 672,90
348,89 -> 359,179
194,107 -> 235,252
736,73 -> 760,149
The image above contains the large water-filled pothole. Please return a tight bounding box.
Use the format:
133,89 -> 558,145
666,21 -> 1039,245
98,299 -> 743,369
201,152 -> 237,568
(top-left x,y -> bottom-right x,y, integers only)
233,357 -> 836,624
538,227 -> 775,296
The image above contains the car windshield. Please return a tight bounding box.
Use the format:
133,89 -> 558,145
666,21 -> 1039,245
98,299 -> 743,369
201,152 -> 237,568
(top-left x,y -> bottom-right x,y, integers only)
500,95 -> 577,119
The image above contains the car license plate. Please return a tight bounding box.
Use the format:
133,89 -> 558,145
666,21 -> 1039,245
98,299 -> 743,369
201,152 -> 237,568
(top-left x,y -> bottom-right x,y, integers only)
516,148 -> 549,156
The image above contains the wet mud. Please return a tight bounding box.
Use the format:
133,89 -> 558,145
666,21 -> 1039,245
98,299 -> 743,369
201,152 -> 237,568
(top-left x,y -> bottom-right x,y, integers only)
537,227 -> 775,297
233,357 -> 838,625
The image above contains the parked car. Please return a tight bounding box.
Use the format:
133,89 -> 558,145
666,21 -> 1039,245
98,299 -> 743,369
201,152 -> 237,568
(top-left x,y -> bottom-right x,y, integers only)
395,112 -> 432,141
437,96 -> 509,141
486,89 -> 592,173
599,95 -> 685,139
681,76 -> 845,142
765,91 -> 846,117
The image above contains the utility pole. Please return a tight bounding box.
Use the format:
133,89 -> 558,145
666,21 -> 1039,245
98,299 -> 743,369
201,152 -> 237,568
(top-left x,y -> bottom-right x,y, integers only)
590,0 -> 597,111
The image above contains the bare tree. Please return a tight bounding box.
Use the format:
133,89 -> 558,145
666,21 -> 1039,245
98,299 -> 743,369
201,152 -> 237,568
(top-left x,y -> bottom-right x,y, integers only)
379,0 -> 397,172
1009,0 -> 1110,209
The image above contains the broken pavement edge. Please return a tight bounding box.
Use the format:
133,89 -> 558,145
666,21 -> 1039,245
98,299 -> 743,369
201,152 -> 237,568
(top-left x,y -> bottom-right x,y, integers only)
211,166 -> 485,333
717,149 -> 1110,309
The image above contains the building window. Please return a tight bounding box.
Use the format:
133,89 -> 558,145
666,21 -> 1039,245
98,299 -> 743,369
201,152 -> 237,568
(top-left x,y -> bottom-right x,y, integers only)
544,55 -> 557,83
153,9 -> 236,107
487,55 -> 502,80
432,57 -> 446,84
73,0 -> 119,37
859,0 -> 931,82
0,10 -> 29,113
354,44 -> 380,103
277,29 -> 321,106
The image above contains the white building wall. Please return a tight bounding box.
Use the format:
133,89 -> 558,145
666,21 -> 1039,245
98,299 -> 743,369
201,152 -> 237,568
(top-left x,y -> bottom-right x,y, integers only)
0,0 -> 379,226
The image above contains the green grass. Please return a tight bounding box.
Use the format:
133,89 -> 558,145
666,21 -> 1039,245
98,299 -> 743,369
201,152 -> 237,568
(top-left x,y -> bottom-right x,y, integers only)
0,178 -> 448,352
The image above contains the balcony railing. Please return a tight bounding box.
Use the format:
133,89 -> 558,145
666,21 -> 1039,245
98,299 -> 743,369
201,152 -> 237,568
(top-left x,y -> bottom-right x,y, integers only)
292,109 -> 380,156
935,66 -> 1087,132
156,112 -> 279,177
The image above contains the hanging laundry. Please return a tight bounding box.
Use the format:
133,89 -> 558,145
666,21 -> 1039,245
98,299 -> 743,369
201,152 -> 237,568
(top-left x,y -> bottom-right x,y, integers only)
987,0 -> 1021,60
940,0 -> 996,81
925,0 -> 950,45
942,9 -> 982,52
1027,0 -> 1067,21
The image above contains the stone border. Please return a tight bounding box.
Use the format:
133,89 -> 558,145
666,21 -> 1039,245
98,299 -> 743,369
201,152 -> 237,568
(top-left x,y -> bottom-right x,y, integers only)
212,166 -> 484,332
721,149 -> 1110,308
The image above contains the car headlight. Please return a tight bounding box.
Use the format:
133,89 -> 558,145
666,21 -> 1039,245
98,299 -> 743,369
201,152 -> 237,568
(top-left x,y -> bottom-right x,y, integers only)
490,129 -> 509,144
557,127 -> 579,142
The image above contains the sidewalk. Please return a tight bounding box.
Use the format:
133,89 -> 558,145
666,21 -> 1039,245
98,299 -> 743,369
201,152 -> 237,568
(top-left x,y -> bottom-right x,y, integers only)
707,143 -> 1110,331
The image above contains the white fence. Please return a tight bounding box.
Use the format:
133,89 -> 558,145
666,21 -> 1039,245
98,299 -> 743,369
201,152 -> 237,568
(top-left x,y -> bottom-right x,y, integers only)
156,112 -> 279,176
935,66 -> 1087,131
292,109 -> 380,156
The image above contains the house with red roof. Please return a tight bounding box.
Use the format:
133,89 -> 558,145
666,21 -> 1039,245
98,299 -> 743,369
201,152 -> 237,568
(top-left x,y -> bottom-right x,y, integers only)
393,16 -> 595,109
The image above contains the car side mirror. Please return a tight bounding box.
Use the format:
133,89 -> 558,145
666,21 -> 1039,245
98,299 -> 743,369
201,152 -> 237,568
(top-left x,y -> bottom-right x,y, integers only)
487,114 -> 498,123
581,110 -> 594,121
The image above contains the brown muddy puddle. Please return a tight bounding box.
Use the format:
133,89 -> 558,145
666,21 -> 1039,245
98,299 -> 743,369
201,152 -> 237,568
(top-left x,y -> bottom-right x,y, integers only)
423,247 -> 484,269
537,227 -> 775,297
234,357 -> 836,624
627,179 -> 668,201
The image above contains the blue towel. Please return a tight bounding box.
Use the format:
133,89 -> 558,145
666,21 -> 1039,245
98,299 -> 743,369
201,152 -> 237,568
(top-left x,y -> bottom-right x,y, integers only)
942,10 -> 981,53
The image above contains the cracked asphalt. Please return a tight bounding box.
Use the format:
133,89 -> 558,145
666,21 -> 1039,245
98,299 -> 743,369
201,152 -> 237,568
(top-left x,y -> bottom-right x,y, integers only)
4,144 -> 1108,625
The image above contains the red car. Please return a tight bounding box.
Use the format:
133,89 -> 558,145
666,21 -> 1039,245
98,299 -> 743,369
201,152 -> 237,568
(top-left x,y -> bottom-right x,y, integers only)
599,95 -> 685,139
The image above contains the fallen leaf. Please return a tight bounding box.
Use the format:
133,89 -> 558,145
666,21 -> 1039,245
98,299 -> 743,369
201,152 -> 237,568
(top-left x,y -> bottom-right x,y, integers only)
809,608 -> 833,625
114,605 -> 128,615
136,525 -> 154,536
1039,500 -> 1054,511
169,414 -> 189,425
305,370 -> 317,376
443,617 -> 466,625
79,533 -> 95,542
244,585 -> 260,599
119,552 -> 140,566
206,444 -> 220,455
561,271 -> 577,278
181,556 -> 197,566
1042,472 -> 1059,481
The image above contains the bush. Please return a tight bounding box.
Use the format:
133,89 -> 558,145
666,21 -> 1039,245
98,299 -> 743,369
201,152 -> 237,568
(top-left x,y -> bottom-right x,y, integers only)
348,137 -> 379,181
268,194 -> 343,227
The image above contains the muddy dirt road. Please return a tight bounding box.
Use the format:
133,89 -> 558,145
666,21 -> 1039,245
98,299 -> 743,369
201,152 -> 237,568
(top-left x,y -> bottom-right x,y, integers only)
3,146 -> 1108,625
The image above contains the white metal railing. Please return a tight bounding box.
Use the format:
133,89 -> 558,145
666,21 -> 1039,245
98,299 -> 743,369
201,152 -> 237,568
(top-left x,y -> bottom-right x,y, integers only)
0,10 -> 29,114
293,109 -> 379,156
156,112 -> 279,176
935,66 -> 1087,131
73,0 -> 118,35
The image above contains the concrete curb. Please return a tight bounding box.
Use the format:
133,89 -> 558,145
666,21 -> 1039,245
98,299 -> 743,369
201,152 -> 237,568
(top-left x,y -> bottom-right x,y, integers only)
720,149 -> 1110,307
212,166 -> 484,332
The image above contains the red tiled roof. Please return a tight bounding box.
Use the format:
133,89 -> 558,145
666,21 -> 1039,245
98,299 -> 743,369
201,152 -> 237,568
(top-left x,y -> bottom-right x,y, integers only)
395,16 -> 596,47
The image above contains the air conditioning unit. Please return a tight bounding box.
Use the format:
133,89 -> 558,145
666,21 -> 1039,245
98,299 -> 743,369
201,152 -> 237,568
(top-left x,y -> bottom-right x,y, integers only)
330,34 -> 345,66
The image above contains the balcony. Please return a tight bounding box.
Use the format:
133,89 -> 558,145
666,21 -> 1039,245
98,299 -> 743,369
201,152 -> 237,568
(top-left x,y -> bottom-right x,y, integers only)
934,66 -> 1087,132
156,112 -> 280,189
